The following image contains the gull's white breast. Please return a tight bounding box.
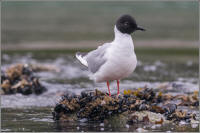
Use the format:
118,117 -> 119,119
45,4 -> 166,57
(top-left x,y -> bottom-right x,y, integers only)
93,27 -> 137,82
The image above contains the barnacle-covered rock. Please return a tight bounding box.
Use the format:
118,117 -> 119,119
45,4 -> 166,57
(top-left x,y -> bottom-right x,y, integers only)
127,111 -> 168,125
78,94 -> 120,121
1,64 -> 46,95
175,91 -> 199,107
163,103 -> 177,115
124,88 -> 156,102
136,88 -> 156,101
166,110 -> 196,123
150,105 -> 165,114
150,103 -> 177,115
52,88 -> 198,125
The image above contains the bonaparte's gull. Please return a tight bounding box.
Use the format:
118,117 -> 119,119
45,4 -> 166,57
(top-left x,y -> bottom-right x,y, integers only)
76,14 -> 145,96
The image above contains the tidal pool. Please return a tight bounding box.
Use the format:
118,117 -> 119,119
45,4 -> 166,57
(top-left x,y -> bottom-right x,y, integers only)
1,49 -> 199,132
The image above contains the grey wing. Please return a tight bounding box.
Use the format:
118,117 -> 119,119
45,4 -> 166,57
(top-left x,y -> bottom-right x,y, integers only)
86,43 -> 110,73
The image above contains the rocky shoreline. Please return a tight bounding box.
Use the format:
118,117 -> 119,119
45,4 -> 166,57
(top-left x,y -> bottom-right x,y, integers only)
1,63 -> 199,128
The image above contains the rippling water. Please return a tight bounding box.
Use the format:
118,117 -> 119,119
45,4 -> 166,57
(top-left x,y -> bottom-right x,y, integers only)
1,50 -> 198,132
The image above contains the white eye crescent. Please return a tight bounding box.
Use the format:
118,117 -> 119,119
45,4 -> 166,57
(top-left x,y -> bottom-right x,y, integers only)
124,22 -> 129,26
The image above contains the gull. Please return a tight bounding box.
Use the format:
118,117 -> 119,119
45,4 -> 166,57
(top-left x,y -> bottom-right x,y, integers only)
76,14 -> 145,96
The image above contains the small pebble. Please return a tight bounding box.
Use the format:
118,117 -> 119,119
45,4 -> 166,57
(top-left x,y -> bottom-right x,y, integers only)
125,124 -> 129,128
151,124 -> 162,129
191,123 -> 198,128
100,123 -> 104,127
151,125 -> 156,129
136,128 -> 147,132
179,121 -> 186,126
79,118 -> 88,123
100,128 -> 104,131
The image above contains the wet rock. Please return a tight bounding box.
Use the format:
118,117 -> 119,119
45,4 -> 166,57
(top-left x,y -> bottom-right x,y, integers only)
125,88 -> 156,102
127,115 -> 139,124
128,111 -> 168,125
137,88 -> 156,101
1,64 -> 46,95
1,71 -> 7,84
163,103 -> 177,115
175,92 -> 199,107
138,103 -> 149,111
77,94 -> 120,121
52,88 -> 198,125
150,105 -> 165,114
166,110 -> 196,123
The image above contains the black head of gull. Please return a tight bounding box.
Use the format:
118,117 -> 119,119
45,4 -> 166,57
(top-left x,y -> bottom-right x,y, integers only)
116,14 -> 146,34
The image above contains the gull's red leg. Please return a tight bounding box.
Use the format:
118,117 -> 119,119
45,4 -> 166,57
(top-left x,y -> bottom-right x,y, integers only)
107,81 -> 111,96
117,80 -> 120,95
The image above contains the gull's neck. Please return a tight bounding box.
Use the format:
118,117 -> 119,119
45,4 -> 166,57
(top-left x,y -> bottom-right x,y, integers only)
113,26 -> 134,50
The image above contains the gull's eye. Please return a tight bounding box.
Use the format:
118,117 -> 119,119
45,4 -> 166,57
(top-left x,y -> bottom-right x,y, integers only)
124,21 -> 129,26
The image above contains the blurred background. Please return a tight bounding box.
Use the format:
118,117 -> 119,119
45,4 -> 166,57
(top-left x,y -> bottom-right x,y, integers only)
2,1 -> 198,50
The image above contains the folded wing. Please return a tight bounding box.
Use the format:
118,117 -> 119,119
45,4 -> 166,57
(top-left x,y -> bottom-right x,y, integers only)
76,43 -> 110,73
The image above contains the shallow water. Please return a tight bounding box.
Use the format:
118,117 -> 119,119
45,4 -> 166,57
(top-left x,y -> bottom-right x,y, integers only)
1,50 -> 199,132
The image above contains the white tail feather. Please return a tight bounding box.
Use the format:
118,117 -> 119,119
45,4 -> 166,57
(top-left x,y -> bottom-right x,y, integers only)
76,53 -> 88,67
